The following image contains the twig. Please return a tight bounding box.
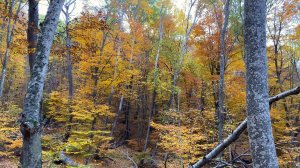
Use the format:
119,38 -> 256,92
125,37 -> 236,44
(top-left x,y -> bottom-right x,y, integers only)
117,148 -> 138,168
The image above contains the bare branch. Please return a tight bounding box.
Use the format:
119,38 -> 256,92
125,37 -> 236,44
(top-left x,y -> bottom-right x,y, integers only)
191,120 -> 247,168
269,86 -> 300,105
117,148 -> 138,168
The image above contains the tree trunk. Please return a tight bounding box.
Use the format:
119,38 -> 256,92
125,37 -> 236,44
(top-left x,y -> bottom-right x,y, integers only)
20,1 -> 65,167
125,100 -> 130,140
108,33 -> 123,135
111,95 -> 124,136
244,0 -> 279,167
65,7 -> 73,100
62,0 -> 76,142
28,0 -> 39,72
217,0 -> 230,143
144,6 -> 164,151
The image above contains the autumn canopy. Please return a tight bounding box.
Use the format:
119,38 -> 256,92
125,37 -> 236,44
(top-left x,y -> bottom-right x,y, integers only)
0,0 -> 300,167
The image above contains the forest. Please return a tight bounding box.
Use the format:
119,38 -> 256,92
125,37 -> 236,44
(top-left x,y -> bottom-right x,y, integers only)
0,0 -> 300,167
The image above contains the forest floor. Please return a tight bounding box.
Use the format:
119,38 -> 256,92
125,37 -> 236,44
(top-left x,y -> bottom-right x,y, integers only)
0,146 -> 167,168
0,159 -> 18,168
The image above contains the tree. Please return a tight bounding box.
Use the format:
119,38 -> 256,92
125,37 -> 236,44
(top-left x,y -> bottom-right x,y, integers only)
144,4 -> 165,151
62,0 -> 75,100
20,1 -> 65,167
217,0 -> 230,143
62,0 -> 76,141
244,0 -> 279,167
168,0 -> 201,109
27,0 -> 39,72
0,0 -> 299,166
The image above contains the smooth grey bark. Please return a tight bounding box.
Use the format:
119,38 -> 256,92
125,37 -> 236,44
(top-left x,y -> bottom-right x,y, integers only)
191,86 -> 300,168
59,151 -> 78,167
62,0 -> 75,99
26,1 -> 41,143
244,0 -> 278,167
144,5 -> 165,151
62,0 -> 76,141
217,0 -> 230,142
20,1 -> 65,167
111,95 -> 124,136
0,0 -> 21,98
28,0 -> 39,72
109,36 -> 122,136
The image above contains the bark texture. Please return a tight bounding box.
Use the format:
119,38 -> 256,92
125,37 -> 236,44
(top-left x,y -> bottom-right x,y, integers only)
62,0 -> 76,141
217,0 -> 230,142
28,0 -> 39,72
20,1 -> 65,167
244,0 -> 279,167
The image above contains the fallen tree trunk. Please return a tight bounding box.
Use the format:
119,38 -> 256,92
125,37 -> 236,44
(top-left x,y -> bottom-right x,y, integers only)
269,86 -> 300,104
60,151 -> 78,166
53,151 -> 78,167
191,86 -> 300,168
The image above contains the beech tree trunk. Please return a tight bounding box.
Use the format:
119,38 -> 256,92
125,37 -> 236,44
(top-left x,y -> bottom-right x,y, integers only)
217,0 -> 230,142
65,4 -> 74,100
20,1 -> 65,167
62,0 -> 76,141
28,0 -> 39,72
244,0 -> 279,167
111,95 -> 124,136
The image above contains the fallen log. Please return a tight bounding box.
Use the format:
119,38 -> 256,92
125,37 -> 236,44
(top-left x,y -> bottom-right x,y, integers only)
53,151 -> 78,167
191,86 -> 300,168
269,86 -> 300,104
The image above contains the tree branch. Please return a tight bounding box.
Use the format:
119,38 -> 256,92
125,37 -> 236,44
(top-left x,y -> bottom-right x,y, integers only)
269,86 -> 300,105
190,86 -> 300,168
117,148 -> 138,168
